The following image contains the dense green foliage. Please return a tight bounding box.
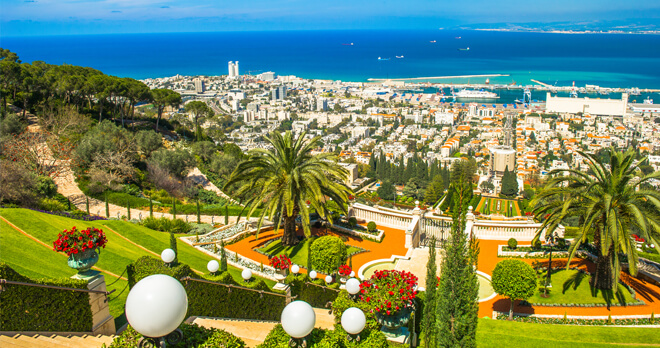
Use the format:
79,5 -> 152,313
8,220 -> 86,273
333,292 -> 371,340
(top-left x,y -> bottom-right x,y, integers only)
107,323 -> 245,348
435,161 -> 479,347
310,236 -> 348,274
491,259 -> 537,319
500,166 -> 518,197
286,273 -> 341,308
126,255 -> 194,288
508,238 -> 518,250
257,323 -> 388,348
141,216 -> 192,234
532,148 -> 660,290
225,131 -> 352,246
0,263 -> 93,332
422,237 -> 437,347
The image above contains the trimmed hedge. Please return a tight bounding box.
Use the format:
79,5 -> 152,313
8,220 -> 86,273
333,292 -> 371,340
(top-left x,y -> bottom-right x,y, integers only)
310,236 -> 347,274
0,263 -> 93,332
126,256 -> 285,321
257,323 -> 388,348
126,256 -> 195,288
286,273 -> 340,308
107,323 -> 246,348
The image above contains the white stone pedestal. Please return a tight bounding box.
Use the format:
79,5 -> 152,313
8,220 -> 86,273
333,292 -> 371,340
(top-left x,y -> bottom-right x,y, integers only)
72,271 -> 116,335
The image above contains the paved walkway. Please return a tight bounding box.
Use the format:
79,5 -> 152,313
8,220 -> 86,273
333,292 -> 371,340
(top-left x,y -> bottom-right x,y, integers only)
476,239 -> 660,318
225,225 -> 408,276
395,247 -> 442,286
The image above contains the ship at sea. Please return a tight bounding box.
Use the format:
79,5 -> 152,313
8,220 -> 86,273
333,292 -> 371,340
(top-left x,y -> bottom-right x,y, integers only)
396,55 -> 404,59
453,89 -> 499,101
458,47 -> 470,51
429,40 -> 436,43
377,57 -> 390,61
342,43 -> 354,46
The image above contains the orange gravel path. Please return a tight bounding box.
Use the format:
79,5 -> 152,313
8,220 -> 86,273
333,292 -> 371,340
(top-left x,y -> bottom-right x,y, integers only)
224,225 -> 408,276
477,239 -> 660,318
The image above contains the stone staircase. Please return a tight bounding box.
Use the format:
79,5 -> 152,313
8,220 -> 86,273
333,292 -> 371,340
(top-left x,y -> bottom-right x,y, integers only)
0,333 -> 115,347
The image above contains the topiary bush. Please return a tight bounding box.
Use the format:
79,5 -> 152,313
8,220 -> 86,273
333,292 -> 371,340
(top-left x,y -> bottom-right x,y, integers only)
126,256 -> 195,288
257,324 -> 338,348
367,221 -> 377,232
107,323 -> 246,348
508,238 -> 518,250
310,236 -> 347,274
0,263 -> 93,332
348,217 -> 357,226
533,239 -> 542,250
491,259 -> 537,320
285,273 -> 340,308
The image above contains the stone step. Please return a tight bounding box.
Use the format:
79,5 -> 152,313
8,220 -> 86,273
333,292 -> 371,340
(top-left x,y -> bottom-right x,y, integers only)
0,334 -> 114,348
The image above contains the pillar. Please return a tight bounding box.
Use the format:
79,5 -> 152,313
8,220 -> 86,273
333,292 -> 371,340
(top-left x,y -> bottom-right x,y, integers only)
73,271 -> 116,335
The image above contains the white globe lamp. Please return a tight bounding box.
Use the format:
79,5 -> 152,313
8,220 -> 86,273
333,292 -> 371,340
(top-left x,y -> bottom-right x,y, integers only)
281,301 -> 316,340
241,269 -> 252,281
207,260 -> 219,273
125,274 -> 188,338
345,278 -> 361,295
349,271 -> 355,277
309,270 -> 317,279
341,307 -> 366,336
291,265 -> 300,274
325,275 -> 333,284
161,249 -> 176,264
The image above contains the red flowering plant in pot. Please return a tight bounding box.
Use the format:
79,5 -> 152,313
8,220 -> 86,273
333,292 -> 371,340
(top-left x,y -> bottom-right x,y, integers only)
269,254 -> 292,274
358,269 -> 418,330
338,265 -> 352,277
53,226 -> 108,276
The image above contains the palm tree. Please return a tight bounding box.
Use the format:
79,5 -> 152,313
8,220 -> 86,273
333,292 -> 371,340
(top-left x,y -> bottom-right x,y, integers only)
531,148 -> 660,290
224,131 -> 353,246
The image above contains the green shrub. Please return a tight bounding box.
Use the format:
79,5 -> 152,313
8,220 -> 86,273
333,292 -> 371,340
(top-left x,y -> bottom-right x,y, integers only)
107,323 -> 246,348
286,273 -> 340,308
36,176 -> 57,197
171,218 -> 192,234
508,238 -> 518,250
557,238 -> 567,249
38,197 -> 67,212
367,221 -> 377,232
126,256 -> 195,288
257,325 -> 339,348
0,263 -> 92,332
348,217 -> 357,226
310,236 -> 347,274
533,239 -> 542,250
140,216 -> 191,234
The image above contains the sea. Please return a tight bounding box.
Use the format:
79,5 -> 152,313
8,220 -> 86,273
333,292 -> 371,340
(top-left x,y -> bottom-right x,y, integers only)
3,30 -> 660,104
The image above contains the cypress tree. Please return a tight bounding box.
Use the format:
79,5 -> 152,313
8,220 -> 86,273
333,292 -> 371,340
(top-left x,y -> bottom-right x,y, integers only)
423,237 -> 438,347
85,197 -> 90,215
225,206 -> 229,225
172,199 -> 177,219
220,240 -> 228,272
306,238 -> 313,272
436,169 -> 479,347
149,199 -> 153,218
501,166 -> 518,197
196,199 -> 201,224
127,201 -> 131,220
169,231 -> 179,265
105,193 -> 109,218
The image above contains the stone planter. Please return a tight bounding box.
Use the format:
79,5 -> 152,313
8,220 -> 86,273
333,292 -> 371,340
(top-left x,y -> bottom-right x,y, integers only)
67,249 -> 99,276
375,307 -> 411,330
340,277 -> 348,284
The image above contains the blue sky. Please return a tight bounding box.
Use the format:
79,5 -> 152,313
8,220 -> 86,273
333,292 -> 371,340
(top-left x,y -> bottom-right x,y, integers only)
2,0 -> 659,36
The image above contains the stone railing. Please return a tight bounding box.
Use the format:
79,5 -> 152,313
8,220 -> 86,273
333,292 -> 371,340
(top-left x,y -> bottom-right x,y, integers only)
349,203 -> 413,229
471,218 -> 563,241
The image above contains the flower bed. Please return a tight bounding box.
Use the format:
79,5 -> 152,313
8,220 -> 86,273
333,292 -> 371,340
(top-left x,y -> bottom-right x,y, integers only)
328,224 -> 384,242
359,269 -> 418,317
496,314 -> 658,326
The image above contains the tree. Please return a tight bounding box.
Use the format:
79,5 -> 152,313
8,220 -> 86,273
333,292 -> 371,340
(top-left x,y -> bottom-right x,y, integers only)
422,237 -> 438,347
436,163 -> 479,347
376,180 -> 396,201
149,148 -> 195,179
500,166 -> 518,197
224,131 -> 352,246
136,130 -> 162,156
151,88 -> 181,131
479,181 -> 495,193
184,101 -> 213,141
220,240 -> 228,272
425,175 -> 444,205
169,231 -> 179,265
491,259 -> 536,320
531,148 -> 660,290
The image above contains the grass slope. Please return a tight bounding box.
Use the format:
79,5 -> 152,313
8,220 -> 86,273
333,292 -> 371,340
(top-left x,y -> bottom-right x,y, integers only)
529,269 -> 635,305
476,319 -> 660,347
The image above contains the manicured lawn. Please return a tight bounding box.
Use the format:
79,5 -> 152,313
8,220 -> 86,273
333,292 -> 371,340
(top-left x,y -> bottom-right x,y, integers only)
476,318 -> 660,348
476,197 -> 521,217
529,269 -> 635,305
257,237 -> 364,267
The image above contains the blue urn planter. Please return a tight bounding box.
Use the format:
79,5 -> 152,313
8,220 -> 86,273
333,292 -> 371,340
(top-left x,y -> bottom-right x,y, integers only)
375,307 -> 411,330
67,249 -> 99,275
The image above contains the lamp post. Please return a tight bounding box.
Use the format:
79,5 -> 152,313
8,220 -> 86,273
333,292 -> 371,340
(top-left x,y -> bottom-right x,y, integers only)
543,231 -> 559,297
207,260 -> 219,275
242,269 -> 252,283
340,307 -> 366,342
161,249 -> 176,267
281,301 -> 316,347
325,275 -> 333,284
309,271 -> 317,279
125,274 -> 188,347
345,277 -> 360,300
291,265 -> 300,274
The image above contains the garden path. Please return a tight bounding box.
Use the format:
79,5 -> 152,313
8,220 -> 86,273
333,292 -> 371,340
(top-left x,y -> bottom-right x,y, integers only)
476,239 -> 660,318
394,247 -> 442,287
224,225 -> 408,278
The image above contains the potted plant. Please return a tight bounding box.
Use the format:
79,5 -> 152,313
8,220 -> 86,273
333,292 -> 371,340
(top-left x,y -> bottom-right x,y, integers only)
358,269 -> 418,331
53,226 -> 108,276
269,254 -> 292,276
338,265 -> 352,283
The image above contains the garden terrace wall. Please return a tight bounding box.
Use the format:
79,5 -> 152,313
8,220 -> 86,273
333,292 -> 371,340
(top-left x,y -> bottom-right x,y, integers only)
329,223 -> 384,242
0,263 -> 93,332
